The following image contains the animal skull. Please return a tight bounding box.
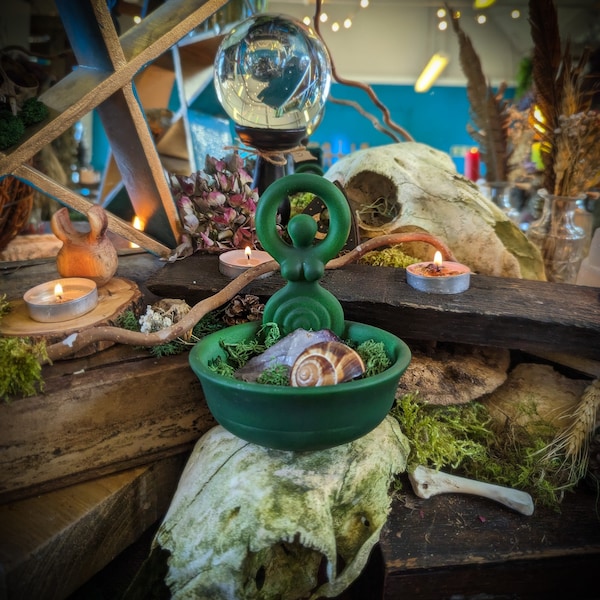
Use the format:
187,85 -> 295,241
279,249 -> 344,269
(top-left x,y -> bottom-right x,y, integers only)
324,142 -> 545,280
151,417 -> 410,599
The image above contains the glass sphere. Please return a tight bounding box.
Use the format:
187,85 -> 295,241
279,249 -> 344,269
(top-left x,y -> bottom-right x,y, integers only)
214,13 -> 332,131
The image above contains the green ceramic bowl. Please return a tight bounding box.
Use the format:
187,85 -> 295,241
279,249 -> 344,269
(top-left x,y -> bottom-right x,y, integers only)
189,321 -> 411,451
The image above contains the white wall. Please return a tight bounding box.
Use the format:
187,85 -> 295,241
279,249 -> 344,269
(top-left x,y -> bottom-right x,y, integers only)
267,1 -> 600,86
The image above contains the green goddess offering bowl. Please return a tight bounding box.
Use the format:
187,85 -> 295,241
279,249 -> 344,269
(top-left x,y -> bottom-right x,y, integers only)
189,173 -> 411,451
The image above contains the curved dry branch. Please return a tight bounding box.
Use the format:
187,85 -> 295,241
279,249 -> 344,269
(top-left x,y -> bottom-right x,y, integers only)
313,0 -> 413,143
44,232 -> 452,361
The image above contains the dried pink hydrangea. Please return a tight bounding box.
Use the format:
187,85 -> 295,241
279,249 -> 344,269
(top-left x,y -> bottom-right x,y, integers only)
169,153 -> 260,259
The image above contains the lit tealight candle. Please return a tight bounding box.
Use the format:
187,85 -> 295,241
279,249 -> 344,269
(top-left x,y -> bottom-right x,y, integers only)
130,215 -> 144,248
218,246 -> 273,278
406,251 -> 471,294
23,277 -> 99,322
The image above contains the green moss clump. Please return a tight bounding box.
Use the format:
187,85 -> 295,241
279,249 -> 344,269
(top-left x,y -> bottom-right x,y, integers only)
392,392 -> 569,508
0,295 -> 49,402
289,192 -> 316,217
359,246 -> 420,268
0,337 -> 49,402
0,111 -> 25,150
19,98 -> 49,127
356,339 -> 391,378
117,308 -> 227,358
256,364 -> 289,386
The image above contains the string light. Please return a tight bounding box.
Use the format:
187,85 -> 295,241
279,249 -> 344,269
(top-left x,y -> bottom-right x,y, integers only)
313,0 -> 368,34
476,13 -> 487,24
511,9 -> 521,18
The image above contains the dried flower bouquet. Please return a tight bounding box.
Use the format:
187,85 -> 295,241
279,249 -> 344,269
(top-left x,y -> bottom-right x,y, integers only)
169,152 -> 260,260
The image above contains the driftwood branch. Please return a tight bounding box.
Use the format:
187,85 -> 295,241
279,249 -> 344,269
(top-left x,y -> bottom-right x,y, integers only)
313,0 -> 413,143
44,232 -> 453,361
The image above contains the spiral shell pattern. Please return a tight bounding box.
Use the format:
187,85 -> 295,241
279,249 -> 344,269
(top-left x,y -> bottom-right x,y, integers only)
290,341 -> 365,387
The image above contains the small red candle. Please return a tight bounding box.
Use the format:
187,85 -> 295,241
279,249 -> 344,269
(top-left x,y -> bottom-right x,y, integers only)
465,147 -> 480,181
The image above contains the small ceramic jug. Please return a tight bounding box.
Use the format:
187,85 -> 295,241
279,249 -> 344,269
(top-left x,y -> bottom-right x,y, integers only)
51,205 -> 118,287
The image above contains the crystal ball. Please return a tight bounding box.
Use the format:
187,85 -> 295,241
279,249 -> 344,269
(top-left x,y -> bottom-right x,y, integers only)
214,13 -> 332,132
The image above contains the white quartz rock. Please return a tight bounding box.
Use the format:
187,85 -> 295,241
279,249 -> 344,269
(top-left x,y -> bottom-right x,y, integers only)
153,416 -> 410,599
324,142 -> 545,280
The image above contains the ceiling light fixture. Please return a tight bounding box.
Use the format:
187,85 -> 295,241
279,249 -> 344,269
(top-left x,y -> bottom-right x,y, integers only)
415,52 -> 449,93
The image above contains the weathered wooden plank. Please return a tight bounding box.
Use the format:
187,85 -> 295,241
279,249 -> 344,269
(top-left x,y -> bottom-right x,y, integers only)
0,455 -> 186,600
146,254 -> 600,360
380,483 -> 600,599
0,345 -> 214,503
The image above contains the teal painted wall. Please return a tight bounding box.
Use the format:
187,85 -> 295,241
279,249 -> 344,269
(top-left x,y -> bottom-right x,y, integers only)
92,81 -> 515,177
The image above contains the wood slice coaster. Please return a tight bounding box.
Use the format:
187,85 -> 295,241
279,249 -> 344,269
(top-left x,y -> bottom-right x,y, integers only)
0,277 -> 144,357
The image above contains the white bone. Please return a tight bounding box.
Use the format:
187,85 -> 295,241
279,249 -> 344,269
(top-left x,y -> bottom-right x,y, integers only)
408,465 -> 534,516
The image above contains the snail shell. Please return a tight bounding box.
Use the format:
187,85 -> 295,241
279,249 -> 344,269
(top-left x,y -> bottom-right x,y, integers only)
290,341 -> 365,387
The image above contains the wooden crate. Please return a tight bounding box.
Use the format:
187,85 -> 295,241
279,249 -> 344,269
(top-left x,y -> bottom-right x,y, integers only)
0,345 -> 215,503
0,455 -> 186,600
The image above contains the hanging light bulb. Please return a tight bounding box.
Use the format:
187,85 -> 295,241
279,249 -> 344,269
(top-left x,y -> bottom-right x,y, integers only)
344,17 -> 352,29
415,52 -> 449,92
331,21 -> 340,32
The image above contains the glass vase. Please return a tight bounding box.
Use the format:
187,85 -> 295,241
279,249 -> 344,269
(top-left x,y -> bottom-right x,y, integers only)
480,181 -> 522,225
527,191 -> 587,283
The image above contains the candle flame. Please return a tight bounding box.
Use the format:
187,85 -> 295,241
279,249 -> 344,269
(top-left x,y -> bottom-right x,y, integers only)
245,246 -> 252,261
433,251 -> 443,266
54,283 -> 64,301
131,216 -> 144,248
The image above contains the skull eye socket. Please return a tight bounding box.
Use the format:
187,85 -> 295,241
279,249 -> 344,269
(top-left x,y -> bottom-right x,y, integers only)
344,171 -> 401,229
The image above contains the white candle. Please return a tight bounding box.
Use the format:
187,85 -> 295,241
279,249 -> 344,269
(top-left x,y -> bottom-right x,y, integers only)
406,251 -> 471,294
23,277 -> 98,322
218,247 -> 273,279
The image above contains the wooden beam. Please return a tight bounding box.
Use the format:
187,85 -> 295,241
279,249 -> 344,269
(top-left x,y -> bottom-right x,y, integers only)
0,345 -> 215,504
146,254 -> 600,360
0,456 -> 185,600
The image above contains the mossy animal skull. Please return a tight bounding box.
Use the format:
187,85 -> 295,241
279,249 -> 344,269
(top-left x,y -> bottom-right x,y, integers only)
150,417 -> 409,599
324,142 -> 545,280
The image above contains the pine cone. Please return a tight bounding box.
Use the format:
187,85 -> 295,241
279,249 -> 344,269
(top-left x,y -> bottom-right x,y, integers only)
223,294 -> 264,325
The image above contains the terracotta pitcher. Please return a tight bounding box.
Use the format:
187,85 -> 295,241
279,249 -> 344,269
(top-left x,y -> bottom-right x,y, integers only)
51,205 -> 118,286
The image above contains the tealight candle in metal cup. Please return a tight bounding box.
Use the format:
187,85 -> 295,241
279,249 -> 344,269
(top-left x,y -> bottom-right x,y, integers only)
406,251 -> 471,294
23,277 -> 98,322
218,247 -> 273,279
